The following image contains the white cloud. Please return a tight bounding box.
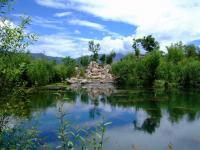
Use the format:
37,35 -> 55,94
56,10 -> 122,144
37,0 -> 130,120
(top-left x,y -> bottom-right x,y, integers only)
35,0 -> 200,48
74,30 -> 81,34
68,19 -> 105,30
29,33 -> 91,58
33,0 -> 200,56
69,0 -> 200,46
31,16 -> 64,30
29,33 -> 133,58
98,36 -> 133,54
35,0 -> 68,9
54,11 -> 72,17
68,19 -> 121,37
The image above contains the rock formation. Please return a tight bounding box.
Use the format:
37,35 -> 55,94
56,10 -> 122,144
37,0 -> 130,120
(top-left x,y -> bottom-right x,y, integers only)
67,61 -> 115,84
67,61 -> 116,96
85,61 -> 114,82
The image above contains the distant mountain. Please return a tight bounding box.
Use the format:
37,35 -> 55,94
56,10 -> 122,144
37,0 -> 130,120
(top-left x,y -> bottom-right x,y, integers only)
77,53 -> 125,62
31,53 -> 63,64
189,40 -> 200,46
31,53 -> 125,64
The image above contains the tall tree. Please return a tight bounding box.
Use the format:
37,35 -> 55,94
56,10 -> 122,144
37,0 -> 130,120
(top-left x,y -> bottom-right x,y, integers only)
79,55 -> 90,67
0,1 -> 36,90
133,35 -> 159,53
184,44 -> 197,58
166,42 -> 184,63
62,56 -> 77,77
106,51 -> 116,64
88,41 -> 100,61
100,54 -> 106,65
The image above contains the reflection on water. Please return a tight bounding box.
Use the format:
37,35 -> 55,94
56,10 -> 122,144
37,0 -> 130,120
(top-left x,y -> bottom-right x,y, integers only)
1,88 -> 200,149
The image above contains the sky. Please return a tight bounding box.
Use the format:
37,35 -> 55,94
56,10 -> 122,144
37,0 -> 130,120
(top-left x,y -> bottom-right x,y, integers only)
9,0 -> 200,58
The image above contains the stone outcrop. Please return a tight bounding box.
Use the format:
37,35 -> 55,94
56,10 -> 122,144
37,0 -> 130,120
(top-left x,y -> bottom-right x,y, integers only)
67,61 -> 116,97
85,61 -> 114,82
67,61 -> 115,84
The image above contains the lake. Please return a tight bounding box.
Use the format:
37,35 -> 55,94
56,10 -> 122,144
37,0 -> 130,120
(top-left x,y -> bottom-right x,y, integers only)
1,88 -> 200,150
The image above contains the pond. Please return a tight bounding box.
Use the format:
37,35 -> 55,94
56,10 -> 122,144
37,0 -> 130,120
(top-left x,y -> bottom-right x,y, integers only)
1,88 -> 200,150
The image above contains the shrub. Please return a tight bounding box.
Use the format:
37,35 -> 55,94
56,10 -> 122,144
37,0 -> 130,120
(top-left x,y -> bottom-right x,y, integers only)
112,54 -> 141,86
179,59 -> 200,87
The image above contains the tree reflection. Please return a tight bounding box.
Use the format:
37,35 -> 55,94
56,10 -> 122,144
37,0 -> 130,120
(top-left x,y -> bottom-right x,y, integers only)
133,117 -> 159,134
1,87 -> 200,136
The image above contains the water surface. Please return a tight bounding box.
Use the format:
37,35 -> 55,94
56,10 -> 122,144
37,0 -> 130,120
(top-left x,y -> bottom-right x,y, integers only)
1,88 -> 200,150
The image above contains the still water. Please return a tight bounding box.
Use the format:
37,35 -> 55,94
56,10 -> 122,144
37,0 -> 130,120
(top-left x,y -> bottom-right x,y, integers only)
1,88 -> 200,149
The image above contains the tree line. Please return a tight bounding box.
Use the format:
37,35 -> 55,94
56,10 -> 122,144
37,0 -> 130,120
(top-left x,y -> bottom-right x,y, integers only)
112,35 -> 200,88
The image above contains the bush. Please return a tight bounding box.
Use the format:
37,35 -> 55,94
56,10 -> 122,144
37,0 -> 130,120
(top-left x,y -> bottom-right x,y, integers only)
142,50 -> 161,86
157,59 -> 181,84
179,59 -> 200,87
167,42 -> 185,63
112,54 -> 141,86
54,64 -> 68,82
62,57 -> 77,78
27,59 -> 55,86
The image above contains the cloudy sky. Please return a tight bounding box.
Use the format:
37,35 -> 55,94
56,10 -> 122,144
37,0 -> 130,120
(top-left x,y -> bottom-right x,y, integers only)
10,0 -> 200,58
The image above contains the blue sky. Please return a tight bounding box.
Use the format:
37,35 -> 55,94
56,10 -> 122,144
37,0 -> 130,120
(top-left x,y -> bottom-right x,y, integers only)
9,0 -> 200,58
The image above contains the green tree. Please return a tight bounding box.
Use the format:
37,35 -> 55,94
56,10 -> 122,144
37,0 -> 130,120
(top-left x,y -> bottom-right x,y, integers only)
132,40 -> 140,57
157,59 -> 181,85
179,59 -> 200,87
79,55 -> 90,67
166,42 -> 184,63
133,35 -> 159,53
88,41 -> 100,61
0,13 -> 36,89
100,54 -> 106,65
106,51 -> 116,64
27,59 -> 55,86
54,64 -> 68,81
112,54 -> 141,86
143,50 -> 161,86
184,44 -> 197,58
62,56 -> 77,78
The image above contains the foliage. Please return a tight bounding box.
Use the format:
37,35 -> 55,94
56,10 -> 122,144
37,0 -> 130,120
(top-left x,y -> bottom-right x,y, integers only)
100,54 -> 106,65
142,50 -> 161,86
112,38 -> 200,88
179,59 -> 200,87
112,51 -> 161,86
132,35 -> 159,53
112,54 -> 142,86
0,126 -> 42,150
88,41 -> 100,61
0,15 -> 36,90
106,51 -> 116,64
27,59 -> 55,86
57,104 -> 111,150
62,56 -> 77,78
184,44 -> 198,58
79,55 -> 91,67
166,42 -> 185,63
54,64 -> 68,81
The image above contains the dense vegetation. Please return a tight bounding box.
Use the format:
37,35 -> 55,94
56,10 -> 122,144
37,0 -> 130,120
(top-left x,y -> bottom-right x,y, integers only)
112,37 -> 200,88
